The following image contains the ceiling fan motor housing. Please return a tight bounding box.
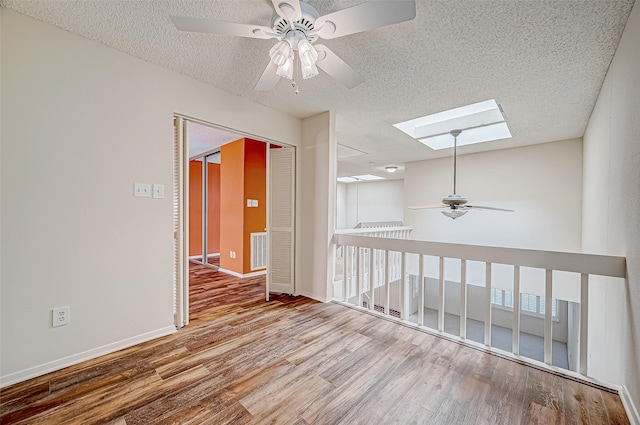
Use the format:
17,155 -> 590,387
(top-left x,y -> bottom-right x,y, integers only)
271,1 -> 319,42
442,194 -> 468,206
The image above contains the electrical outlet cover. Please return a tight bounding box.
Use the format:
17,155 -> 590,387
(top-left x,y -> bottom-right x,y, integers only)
52,306 -> 70,327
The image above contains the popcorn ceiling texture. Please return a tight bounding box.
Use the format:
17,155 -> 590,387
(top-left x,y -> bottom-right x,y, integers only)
0,0 -> 633,176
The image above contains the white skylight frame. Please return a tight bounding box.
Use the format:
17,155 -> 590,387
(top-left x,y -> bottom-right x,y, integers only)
393,99 -> 512,150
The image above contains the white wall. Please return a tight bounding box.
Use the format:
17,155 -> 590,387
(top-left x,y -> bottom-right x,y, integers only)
336,182 -> 347,229
0,9 -> 301,385
404,139 -> 584,302
582,0 -> 640,413
340,179 -> 404,229
297,111 -> 336,301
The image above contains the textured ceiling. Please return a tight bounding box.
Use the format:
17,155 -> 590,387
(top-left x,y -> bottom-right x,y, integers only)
2,0 -> 634,178
187,121 -> 243,159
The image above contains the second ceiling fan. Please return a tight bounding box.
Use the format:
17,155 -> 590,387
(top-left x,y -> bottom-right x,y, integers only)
409,129 -> 515,219
171,0 -> 416,91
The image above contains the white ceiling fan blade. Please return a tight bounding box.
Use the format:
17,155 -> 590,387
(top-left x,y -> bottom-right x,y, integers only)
271,0 -> 302,22
408,205 -> 446,210
255,61 -> 280,91
465,205 -> 515,212
170,16 -> 274,39
315,1 -> 416,40
315,45 -> 364,89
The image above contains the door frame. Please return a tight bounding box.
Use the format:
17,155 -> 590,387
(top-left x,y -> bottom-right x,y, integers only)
173,114 -> 295,327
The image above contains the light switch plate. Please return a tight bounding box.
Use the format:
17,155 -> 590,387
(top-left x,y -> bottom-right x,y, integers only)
247,199 -> 252,207
134,183 -> 151,198
153,184 -> 165,199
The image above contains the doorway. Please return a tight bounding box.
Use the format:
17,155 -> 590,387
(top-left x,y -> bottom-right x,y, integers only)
173,115 -> 296,328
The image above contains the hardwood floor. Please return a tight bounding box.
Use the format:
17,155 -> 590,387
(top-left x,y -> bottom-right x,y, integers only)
0,263 -> 630,424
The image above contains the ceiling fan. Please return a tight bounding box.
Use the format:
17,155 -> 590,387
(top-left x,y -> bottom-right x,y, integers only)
408,129 -> 515,219
170,0 -> 416,92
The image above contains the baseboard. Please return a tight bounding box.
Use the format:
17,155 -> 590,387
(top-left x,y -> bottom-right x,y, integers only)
620,385 -> 640,425
217,268 -> 266,278
294,290 -> 328,303
0,325 -> 176,388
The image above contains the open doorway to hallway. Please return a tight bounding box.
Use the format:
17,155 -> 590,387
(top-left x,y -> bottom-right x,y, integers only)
173,116 -> 296,328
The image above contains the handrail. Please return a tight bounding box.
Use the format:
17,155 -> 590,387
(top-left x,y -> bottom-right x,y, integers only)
333,234 -> 626,278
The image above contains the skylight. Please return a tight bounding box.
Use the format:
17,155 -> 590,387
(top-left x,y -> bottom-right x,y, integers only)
337,174 -> 385,183
393,99 -> 512,150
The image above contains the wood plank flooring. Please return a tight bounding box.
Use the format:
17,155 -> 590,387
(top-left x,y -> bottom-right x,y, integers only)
0,263 -> 630,424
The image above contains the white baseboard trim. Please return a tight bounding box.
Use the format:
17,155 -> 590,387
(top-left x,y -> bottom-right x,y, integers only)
620,385 -> 640,425
218,268 -> 266,278
0,325 -> 176,388
294,290 -> 328,303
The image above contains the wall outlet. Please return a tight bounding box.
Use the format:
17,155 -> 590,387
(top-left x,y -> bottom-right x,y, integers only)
230,251 -> 236,259
52,306 -> 70,327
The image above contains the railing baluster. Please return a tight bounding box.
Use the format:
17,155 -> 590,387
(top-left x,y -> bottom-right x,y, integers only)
580,273 -> 589,375
460,259 -> 467,339
369,248 -> 375,310
512,265 -> 521,355
544,269 -> 553,365
356,247 -> 362,308
341,244 -> 347,302
438,256 -> 445,332
384,250 -> 390,315
418,255 -> 425,326
401,252 -> 407,320
344,245 -> 350,302
485,262 -> 492,346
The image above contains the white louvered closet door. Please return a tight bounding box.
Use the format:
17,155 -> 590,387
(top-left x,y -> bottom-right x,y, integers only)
268,146 -> 295,295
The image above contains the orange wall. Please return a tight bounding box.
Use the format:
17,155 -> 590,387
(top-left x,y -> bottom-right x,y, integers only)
219,138 -> 266,275
220,140 -> 245,273
188,161 -> 221,256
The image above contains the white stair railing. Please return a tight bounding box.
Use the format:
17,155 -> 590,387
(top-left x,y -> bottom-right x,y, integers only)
333,226 -> 412,310
332,233 -> 626,379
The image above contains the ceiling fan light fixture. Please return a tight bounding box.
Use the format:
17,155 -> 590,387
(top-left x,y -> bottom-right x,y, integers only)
275,56 -> 294,79
269,39 -> 293,67
441,209 -> 468,220
301,63 -> 319,79
297,39 -> 318,66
